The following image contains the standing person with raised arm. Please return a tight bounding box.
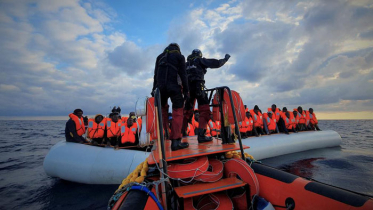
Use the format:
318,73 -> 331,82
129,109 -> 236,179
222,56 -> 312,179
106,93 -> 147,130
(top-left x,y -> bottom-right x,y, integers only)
152,43 -> 189,151
182,49 -> 230,143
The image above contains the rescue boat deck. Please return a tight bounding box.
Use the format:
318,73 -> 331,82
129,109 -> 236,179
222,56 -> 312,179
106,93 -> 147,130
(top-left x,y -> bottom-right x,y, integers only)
147,136 -> 249,164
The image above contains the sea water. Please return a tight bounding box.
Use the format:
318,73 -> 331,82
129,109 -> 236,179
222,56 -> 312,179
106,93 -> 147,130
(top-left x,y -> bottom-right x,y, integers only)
0,120 -> 372,209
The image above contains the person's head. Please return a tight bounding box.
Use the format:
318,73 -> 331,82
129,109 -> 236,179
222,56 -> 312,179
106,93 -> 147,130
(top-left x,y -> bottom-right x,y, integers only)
192,49 -> 202,58
254,105 -> 259,113
309,108 -> 314,114
268,112 -> 273,118
73,109 -> 83,118
129,112 -> 136,122
210,113 -> 214,121
246,111 -> 251,118
298,106 -> 303,113
194,112 -> 200,122
293,110 -> 297,117
111,113 -> 119,122
285,111 -> 290,118
271,104 -> 276,111
95,114 -> 103,124
282,107 -> 287,112
167,43 -> 180,53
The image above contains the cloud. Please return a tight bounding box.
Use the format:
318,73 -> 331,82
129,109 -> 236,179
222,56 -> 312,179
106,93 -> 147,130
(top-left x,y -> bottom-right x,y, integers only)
0,0 -> 372,117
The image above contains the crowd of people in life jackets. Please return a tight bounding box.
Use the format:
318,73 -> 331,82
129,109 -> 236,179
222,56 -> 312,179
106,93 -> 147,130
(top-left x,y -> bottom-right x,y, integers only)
64,107 -> 143,148
64,103 -> 321,147
172,103 -> 321,140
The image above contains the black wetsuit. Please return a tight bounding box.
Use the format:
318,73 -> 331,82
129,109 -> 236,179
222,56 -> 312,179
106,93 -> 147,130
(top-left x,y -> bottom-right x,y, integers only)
152,45 -> 189,140
183,56 -> 228,132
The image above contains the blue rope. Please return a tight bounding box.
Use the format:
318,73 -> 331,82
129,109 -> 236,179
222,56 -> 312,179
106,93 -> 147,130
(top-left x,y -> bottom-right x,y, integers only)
131,185 -> 164,210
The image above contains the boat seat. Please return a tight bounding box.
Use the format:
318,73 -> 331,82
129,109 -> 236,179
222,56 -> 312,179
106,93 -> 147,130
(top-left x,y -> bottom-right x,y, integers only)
174,177 -> 246,198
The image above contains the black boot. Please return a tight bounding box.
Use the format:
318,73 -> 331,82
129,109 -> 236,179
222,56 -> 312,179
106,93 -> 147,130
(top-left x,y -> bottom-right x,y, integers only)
171,138 -> 189,151
315,125 -> 321,131
197,128 -> 213,143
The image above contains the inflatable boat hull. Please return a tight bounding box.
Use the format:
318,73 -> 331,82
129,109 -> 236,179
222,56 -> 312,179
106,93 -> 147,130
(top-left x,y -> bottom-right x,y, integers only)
44,130 -> 341,184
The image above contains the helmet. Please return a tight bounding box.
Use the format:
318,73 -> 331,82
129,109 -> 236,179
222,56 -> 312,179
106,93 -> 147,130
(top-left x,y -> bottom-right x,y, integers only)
192,49 -> 202,57
168,43 -> 180,51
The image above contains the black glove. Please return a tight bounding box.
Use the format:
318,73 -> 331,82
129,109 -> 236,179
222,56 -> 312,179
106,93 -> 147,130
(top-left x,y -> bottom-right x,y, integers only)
225,54 -> 231,61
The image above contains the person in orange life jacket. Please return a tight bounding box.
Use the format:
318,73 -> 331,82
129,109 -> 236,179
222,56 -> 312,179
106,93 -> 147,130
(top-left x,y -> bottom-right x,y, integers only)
192,111 -> 200,135
120,112 -> 139,147
276,106 -> 289,135
281,107 -> 297,133
307,108 -> 321,131
263,112 -> 277,135
105,112 -> 122,147
268,104 -> 281,132
209,113 -> 219,137
245,111 -> 258,137
292,110 -> 300,132
187,121 -> 195,136
152,43 -> 189,151
297,106 -> 308,131
88,114 -> 106,145
182,49 -> 230,143
250,105 -> 265,136
65,109 -> 88,143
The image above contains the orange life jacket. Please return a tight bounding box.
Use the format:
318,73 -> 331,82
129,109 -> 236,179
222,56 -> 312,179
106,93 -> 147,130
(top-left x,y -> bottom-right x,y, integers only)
246,116 -> 254,131
106,118 -> 122,138
307,111 -> 318,125
281,111 -> 294,130
121,122 -> 138,144
297,110 -> 307,124
192,118 -> 199,130
69,113 -> 86,136
187,123 -> 195,136
239,119 -> 247,133
88,118 -> 106,139
263,113 -> 277,131
267,108 -> 281,122
206,125 -> 211,137
209,120 -> 218,136
250,109 -> 263,128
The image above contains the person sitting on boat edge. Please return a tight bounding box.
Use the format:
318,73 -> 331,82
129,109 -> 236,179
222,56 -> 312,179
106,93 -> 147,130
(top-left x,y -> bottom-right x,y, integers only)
65,109 -> 88,143
250,105 -> 265,136
209,113 -> 219,137
105,111 -> 122,147
182,49 -> 230,144
281,107 -> 298,133
307,108 -> 321,131
292,109 -> 300,132
87,114 -> 106,145
263,111 -> 278,135
297,106 -> 309,131
245,111 -> 258,137
120,112 -> 140,147
152,43 -> 189,151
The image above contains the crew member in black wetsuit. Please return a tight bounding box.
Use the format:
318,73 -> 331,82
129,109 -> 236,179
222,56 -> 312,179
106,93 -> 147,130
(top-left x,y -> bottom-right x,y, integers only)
152,43 -> 189,151
182,49 -> 230,143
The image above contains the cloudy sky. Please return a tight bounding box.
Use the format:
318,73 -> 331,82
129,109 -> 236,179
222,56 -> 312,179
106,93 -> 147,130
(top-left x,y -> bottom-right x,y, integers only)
0,0 -> 372,119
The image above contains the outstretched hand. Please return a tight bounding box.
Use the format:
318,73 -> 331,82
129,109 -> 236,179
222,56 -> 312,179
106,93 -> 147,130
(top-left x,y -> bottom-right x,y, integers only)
225,54 -> 231,61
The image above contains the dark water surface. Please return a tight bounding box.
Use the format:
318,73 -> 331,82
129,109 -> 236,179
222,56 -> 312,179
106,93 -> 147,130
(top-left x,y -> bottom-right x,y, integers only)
0,120 -> 372,209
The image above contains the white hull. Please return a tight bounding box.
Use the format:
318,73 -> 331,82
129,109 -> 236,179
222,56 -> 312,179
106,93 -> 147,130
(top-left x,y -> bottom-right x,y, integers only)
43,130 -> 341,184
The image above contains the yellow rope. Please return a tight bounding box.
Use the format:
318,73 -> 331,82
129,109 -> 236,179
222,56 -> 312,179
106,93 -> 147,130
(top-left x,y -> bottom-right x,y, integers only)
116,158 -> 149,192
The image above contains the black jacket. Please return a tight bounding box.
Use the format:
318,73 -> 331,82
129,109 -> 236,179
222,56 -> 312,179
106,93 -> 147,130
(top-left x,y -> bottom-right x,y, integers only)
65,118 -> 85,143
186,56 -> 227,82
152,46 -> 189,92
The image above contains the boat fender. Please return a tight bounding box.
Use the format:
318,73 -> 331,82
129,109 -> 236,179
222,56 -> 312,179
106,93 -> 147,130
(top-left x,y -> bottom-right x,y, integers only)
253,195 -> 275,210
